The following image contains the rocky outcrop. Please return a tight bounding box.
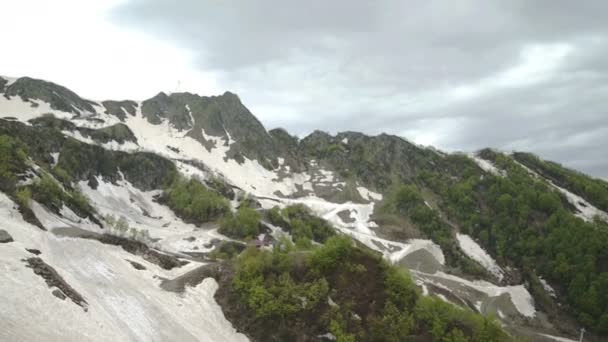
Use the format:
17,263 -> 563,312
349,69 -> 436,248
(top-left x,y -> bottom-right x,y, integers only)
24,257 -> 88,308
142,91 -> 280,169
101,100 -> 138,121
0,229 -> 13,243
3,77 -> 97,115
30,116 -> 138,145
0,76 -> 7,93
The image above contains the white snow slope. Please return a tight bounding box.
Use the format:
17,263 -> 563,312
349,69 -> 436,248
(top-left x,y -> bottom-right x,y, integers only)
457,233 -> 504,281
0,193 -> 247,342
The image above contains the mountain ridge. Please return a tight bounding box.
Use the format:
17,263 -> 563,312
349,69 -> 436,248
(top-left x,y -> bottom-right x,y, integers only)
1,74 -> 607,341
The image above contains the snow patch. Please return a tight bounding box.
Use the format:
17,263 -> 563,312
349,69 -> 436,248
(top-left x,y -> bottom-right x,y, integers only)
514,160 -> 608,222
0,95 -> 72,122
468,152 -> 505,177
537,333 -> 578,342
50,152 -> 60,167
356,186 -> 383,201
456,233 -> 504,281
0,192 -> 248,341
539,277 -> 557,298
415,271 -> 536,318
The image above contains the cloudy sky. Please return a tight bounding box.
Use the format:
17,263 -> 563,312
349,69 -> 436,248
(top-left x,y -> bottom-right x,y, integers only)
1,1 -> 607,178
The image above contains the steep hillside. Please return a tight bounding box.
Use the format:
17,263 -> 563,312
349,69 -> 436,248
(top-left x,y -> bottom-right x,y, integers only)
1,75 -> 606,341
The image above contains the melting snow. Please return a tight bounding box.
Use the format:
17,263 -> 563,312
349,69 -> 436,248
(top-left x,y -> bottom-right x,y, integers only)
356,186 -> 383,201
456,233 -> 504,281
537,333 -> 578,342
539,277 -> 557,298
514,160 -> 608,222
468,152 -> 505,177
0,192 -> 248,342
414,271 -> 536,318
0,95 -> 72,122
50,152 -> 60,167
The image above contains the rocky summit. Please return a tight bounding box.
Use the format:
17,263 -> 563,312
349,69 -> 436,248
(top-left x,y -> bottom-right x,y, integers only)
1,75 -> 607,342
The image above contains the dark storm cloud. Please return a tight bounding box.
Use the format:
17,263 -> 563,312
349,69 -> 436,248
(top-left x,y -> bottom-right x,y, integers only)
111,0 -> 608,178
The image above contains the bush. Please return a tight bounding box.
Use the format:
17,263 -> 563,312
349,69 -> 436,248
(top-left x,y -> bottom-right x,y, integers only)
15,187 -> 32,209
0,135 -> 29,191
31,173 -> 64,209
164,176 -> 230,224
219,206 -> 262,239
309,235 -> 355,274
280,204 -> 335,243
52,167 -> 72,186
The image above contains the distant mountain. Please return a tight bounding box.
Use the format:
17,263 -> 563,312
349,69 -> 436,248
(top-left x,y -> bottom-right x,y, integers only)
1,75 -> 607,342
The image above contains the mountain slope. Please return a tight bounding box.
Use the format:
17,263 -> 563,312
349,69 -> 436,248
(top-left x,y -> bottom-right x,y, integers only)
1,75 -> 606,341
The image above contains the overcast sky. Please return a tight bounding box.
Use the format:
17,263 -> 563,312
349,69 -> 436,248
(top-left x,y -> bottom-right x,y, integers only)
1,1 -> 607,178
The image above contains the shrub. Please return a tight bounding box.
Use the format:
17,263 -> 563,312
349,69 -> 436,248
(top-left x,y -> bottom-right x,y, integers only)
164,176 -> 230,224
31,173 -> 64,209
309,235 -> 355,274
219,206 -> 262,239
0,135 -> 29,191
52,167 -> 72,186
15,187 -> 32,209
279,204 -> 335,243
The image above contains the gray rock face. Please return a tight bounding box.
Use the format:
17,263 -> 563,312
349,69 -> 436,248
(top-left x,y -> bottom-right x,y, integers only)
0,229 -> 13,243
102,100 -> 138,121
141,91 -> 280,169
3,77 -> 96,114
24,257 -> 88,308
52,289 -> 67,300
0,76 -> 7,93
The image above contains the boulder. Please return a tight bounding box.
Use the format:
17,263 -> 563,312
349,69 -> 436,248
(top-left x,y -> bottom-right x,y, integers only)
0,229 -> 13,243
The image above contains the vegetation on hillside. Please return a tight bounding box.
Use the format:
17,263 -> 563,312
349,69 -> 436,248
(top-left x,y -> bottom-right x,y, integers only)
513,152 -> 608,212
378,183 -> 488,277
219,206 -> 262,239
163,176 -> 230,224
267,204 -> 335,245
0,134 -> 94,218
418,152 -> 608,333
0,135 -> 29,192
226,235 -> 512,341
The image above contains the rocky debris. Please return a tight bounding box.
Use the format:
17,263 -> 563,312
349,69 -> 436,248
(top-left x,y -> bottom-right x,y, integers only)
24,257 -> 88,309
26,248 -> 42,255
95,234 -> 188,270
0,229 -> 14,243
52,288 -> 67,300
126,259 -> 146,270
183,236 -> 196,242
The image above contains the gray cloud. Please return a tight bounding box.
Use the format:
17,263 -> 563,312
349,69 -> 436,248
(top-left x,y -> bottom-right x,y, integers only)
111,0 -> 608,178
